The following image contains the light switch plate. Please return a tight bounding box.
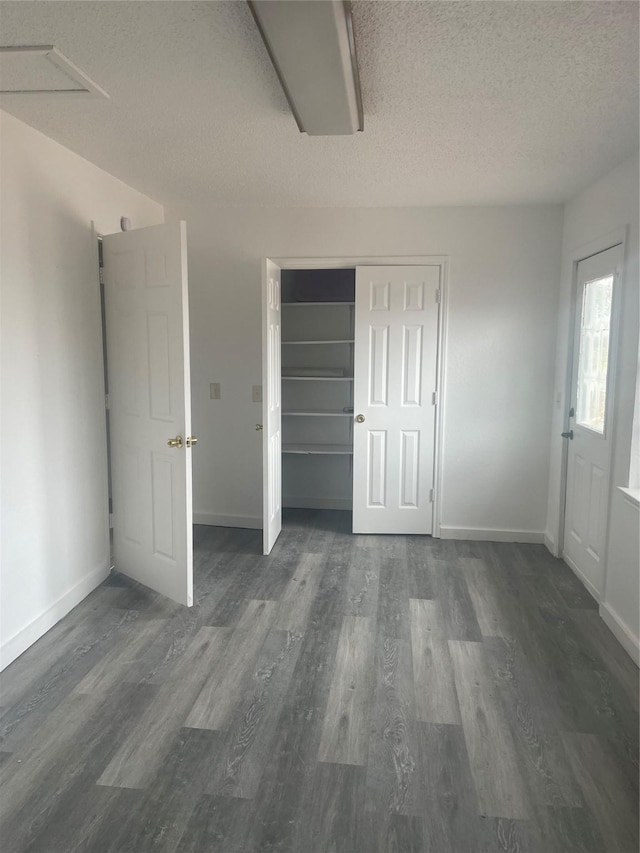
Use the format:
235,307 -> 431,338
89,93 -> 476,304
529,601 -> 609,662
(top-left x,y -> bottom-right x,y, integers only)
252,385 -> 262,403
210,382 -> 221,400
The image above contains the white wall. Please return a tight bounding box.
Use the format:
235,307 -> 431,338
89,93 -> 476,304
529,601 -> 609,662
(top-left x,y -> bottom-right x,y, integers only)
165,202 -> 563,538
0,111 -> 164,670
546,152 -> 639,662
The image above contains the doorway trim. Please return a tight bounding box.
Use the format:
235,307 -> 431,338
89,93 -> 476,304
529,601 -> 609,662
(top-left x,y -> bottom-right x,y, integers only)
554,227 -> 627,585
265,254 -> 449,538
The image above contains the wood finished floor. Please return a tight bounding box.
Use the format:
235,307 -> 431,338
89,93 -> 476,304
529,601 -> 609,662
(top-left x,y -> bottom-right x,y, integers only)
1,509 -> 638,853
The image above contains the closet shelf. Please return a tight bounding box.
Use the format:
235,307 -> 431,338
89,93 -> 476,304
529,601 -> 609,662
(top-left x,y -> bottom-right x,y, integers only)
282,443 -> 353,455
283,408 -> 353,417
282,301 -> 355,307
282,339 -> 354,345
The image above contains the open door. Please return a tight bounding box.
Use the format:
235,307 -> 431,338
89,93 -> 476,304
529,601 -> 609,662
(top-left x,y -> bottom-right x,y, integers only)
262,259 -> 282,554
103,221 -> 194,606
563,243 -> 623,597
353,265 -> 440,534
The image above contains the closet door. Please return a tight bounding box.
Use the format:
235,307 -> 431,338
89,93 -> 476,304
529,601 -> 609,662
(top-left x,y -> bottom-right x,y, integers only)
262,260 -> 282,554
353,266 -> 440,534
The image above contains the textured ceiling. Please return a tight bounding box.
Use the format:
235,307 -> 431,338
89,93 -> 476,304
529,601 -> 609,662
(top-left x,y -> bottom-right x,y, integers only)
0,1 -> 638,207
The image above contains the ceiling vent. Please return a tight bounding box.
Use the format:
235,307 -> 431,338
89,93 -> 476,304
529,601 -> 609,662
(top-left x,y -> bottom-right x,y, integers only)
0,45 -> 109,98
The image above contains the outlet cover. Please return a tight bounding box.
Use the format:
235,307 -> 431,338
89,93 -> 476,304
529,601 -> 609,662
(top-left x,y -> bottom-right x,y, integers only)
252,385 -> 262,403
210,382 -> 221,400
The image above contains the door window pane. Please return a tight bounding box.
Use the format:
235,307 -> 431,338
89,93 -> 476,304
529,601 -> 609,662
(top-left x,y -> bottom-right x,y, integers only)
576,275 -> 613,434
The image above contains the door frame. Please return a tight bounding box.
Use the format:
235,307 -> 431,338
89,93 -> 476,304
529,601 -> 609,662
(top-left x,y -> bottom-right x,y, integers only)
263,254 -> 449,538
556,227 -> 627,584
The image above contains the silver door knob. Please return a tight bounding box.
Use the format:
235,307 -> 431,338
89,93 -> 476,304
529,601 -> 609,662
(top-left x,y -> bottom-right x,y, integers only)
167,435 -> 183,448
561,430 -> 574,440
355,414 -> 365,423
256,424 -> 263,431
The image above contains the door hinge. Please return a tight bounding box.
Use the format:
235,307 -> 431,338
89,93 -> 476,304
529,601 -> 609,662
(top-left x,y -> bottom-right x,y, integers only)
435,289 -> 441,303
99,265 -> 105,285
105,394 -> 110,410
432,390 -> 438,406
109,512 -> 114,529
429,488 -> 435,502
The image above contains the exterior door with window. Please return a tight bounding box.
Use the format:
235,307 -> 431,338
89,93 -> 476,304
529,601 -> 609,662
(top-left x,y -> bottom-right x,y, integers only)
563,244 -> 623,597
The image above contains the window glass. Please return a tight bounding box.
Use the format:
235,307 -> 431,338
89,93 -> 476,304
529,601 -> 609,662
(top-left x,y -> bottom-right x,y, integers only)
576,275 -> 613,434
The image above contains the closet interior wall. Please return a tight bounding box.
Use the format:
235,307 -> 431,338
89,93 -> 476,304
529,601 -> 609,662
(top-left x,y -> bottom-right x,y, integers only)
281,269 -> 355,511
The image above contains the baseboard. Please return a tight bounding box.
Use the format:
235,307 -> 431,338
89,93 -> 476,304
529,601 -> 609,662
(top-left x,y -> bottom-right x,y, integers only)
283,496 -> 352,511
193,512 -> 262,529
438,526 -> 545,544
544,531 -> 558,557
0,562 -> 111,672
599,602 -> 640,666
562,552 -> 602,602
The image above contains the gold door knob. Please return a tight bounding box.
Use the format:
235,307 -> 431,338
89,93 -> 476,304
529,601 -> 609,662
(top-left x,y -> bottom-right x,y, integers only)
256,424 -> 263,431
355,414 -> 365,423
186,435 -> 198,447
167,435 -> 184,448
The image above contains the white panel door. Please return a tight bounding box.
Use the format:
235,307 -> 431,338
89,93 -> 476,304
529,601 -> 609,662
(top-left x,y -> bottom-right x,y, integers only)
563,244 -> 623,597
103,221 -> 193,606
262,259 -> 282,554
353,265 -> 440,534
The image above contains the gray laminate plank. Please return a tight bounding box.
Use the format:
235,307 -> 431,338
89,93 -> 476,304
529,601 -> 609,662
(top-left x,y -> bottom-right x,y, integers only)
97,626 -> 231,788
0,682 -> 156,852
483,636 -> 583,810
570,609 -> 640,712
250,550 -> 300,602
318,614 -> 375,765
0,608 -> 105,709
405,536 -> 435,600
174,794 -> 252,853
0,607 -> 138,750
346,545 -> 381,618
545,560 -> 599,609
377,557 -> 411,642
473,818 -> 540,853
417,722 -> 479,853
526,806 -> 607,853
99,727 -> 223,853
360,812 -> 425,853
365,637 -> 421,816
274,552 -> 325,632
203,554 -> 265,627
568,666 -> 639,792
409,598 -> 461,724
561,731 -> 639,853
207,626 -> 303,799
0,692 -> 98,825
23,787 -> 122,853
122,551 -> 244,686
73,618 -> 167,695
459,556 -> 512,638
304,510 -> 338,554
247,542 -> 348,851
431,560 -> 483,641
293,762 -> 366,853
448,639 -> 531,819
184,600 -> 277,731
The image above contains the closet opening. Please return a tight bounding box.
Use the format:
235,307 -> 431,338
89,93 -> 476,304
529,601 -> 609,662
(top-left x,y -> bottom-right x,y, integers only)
281,268 -> 356,514
262,255 -> 447,555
